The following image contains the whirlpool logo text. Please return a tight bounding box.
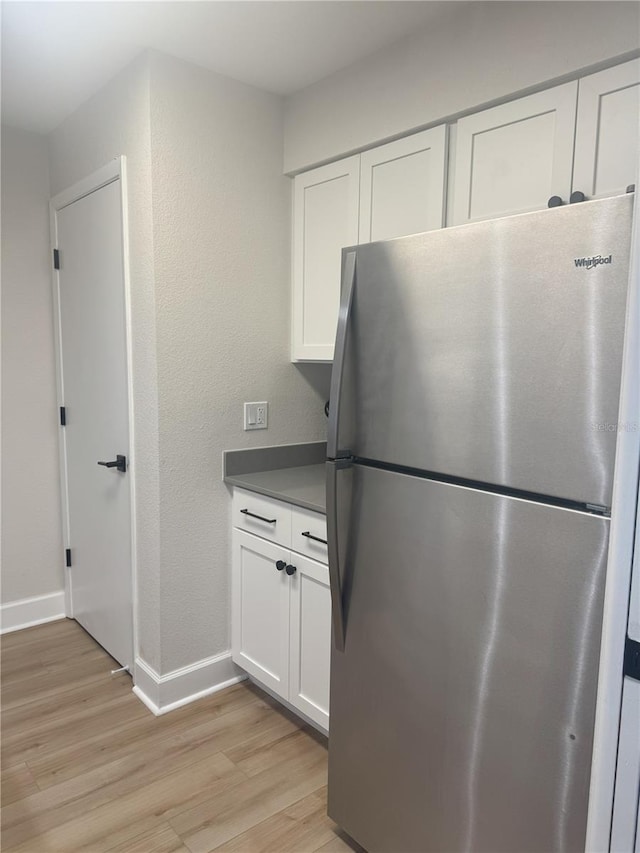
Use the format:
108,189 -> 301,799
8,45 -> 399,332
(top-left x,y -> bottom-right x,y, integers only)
574,254 -> 613,269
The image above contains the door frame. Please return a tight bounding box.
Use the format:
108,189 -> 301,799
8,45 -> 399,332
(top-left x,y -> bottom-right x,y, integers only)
49,156 -> 137,667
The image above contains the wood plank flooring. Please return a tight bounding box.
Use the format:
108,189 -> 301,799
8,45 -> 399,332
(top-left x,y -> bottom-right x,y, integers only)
1,619 -> 363,853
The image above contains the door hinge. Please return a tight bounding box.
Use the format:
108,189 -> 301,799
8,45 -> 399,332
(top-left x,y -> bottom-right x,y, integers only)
60,406 -> 66,426
65,548 -> 72,568
53,248 -> 60,270
623,637 -> 640,682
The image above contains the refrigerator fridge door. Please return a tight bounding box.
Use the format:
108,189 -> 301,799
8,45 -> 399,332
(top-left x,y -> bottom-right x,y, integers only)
328,464 -> 610,853
329,195 -> 632,508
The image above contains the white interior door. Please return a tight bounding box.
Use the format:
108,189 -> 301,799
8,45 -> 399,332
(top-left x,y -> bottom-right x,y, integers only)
54,173 -> 132,670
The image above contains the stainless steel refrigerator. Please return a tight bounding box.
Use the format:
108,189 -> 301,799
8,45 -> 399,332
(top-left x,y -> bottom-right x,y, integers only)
326,194 -> 633,853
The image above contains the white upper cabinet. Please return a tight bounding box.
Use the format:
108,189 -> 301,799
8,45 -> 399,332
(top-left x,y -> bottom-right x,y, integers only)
573,59 -> 640,200
451,82 -> 578,225
358,126 -> 447,243
291,60 -> 640,362
292,157 -> 360,362
292,128 -> 447,361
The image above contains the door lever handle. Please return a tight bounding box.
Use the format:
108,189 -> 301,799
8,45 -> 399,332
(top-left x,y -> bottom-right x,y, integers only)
97,455 -> 127,473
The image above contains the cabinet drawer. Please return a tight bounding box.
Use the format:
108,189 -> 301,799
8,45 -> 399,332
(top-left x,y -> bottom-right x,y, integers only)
291,505 -> 328,564
232,489 -> 291,548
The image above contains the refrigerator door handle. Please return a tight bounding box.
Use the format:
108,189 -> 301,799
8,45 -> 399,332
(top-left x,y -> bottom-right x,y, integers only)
327,459 -> 350,651
327,249 -> 356,460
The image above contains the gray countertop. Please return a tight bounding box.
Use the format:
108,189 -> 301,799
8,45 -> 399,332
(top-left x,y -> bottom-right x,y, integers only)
223,441 -> 327,514
225,463 -> 326,514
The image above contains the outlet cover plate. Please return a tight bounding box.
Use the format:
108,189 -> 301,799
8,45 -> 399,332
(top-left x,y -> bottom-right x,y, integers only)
244,401 -> 268,430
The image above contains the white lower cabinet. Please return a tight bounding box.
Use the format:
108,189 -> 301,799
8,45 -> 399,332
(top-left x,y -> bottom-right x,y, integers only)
232,531 -> 291,697
231,493 -> 331,732
289,554 -> 331,730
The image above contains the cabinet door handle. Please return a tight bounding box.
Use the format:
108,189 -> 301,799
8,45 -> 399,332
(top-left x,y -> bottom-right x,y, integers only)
301,530 -> 327,545
285,564 -> 297,576
276,560 -> 286,571
240,509 -> 276,524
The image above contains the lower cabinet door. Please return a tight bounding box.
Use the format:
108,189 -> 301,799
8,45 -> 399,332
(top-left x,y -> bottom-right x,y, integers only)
288,553 -> 331,730
232,530 -> 290,698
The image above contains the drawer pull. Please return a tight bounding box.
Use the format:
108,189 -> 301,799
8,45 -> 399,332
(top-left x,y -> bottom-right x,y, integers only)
301,530 -> 327,546
240,508 -> 277,524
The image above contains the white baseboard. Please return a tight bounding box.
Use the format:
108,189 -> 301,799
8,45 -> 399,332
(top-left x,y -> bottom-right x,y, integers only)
133,652 -> 246,715
0,591 -> 66,634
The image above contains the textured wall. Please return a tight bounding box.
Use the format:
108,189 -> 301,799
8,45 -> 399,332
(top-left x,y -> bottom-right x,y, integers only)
149,52 -> 328,673
48,55 -> 162,669
284,1 -> 640,173
47,50 -> 328,675
1,126 -> 64,603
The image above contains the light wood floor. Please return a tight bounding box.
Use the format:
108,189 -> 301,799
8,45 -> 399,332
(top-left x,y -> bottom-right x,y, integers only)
1,619 -> 363,853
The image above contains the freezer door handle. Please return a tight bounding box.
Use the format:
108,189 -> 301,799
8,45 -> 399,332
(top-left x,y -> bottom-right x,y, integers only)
327,249 -> 356,460
327,459 -> 350,651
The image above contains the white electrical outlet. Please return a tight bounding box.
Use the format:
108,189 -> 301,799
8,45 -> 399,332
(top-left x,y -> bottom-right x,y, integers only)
244,401 -> 268,430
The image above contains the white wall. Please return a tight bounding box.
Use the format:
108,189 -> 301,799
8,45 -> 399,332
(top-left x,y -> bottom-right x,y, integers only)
1,126 -> 64,604
48,50 -> 328,677
48,54 -> 162,669
149,52 -> 327,673
284,1 -> 640,173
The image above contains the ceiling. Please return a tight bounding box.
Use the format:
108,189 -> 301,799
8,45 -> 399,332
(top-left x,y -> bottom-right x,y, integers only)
1,1 -> 461,134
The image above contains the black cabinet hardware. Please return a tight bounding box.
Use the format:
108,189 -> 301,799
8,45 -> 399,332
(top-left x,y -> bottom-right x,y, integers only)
240,509 -> 276,524
301,530 -> 328,545
276,560 -> 286,571
569,190 -> 586,204
547,196 -> 563,208
285,564 -> 297,576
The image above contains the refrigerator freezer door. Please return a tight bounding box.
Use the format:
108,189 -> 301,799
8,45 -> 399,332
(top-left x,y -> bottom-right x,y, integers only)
334,195 -> 632,507
328,464 -> 609,853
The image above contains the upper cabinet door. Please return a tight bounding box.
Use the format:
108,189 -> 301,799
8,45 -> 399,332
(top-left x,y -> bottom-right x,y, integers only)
292,156 -> 360,362
573,59 -> 640,200
451,82 -> 578,225
358,126 -> 447,243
